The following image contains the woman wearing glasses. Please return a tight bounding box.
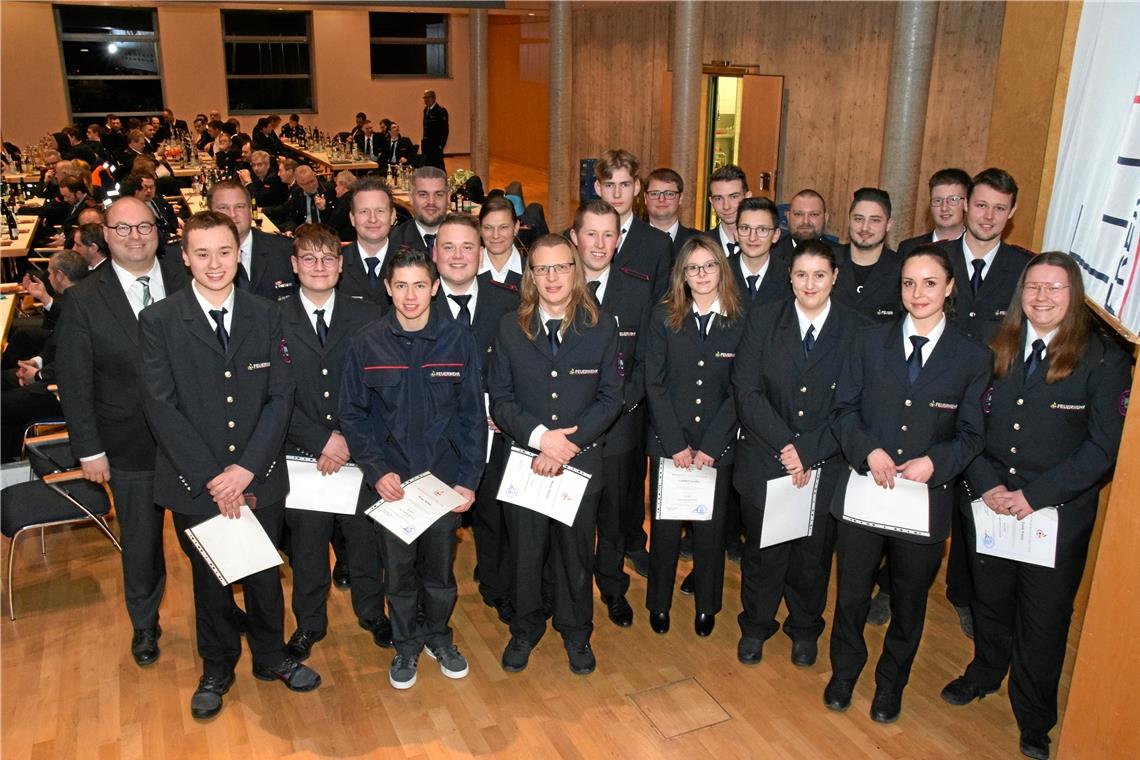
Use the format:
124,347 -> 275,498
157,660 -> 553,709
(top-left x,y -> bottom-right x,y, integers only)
825,244 -> 991,723
728,197 -> 792,309
731,239 -> 868,666
487,234 -> 623,676
644,237 -> 744,637
940,253 -> 1130,760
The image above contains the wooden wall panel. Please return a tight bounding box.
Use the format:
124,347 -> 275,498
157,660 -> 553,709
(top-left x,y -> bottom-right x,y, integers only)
489,16 -> 550,170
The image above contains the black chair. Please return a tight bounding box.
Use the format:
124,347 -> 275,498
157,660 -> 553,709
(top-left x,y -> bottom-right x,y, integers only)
1,430 -> 120,620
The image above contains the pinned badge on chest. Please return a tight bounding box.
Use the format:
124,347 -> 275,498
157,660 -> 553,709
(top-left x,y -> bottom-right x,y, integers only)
616,350 -> 626,378
278,337 -> 292,364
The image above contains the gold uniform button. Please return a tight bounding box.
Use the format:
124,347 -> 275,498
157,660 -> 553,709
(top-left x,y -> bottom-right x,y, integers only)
227,421 -> 236,429
1016,398 -> 1024,406
904,399 -> 912,407
550,370 -> 558,378
697,360 -> 705,367
228,445 -> 236,453
1013,423 -> 1021,430
323,391 -> 330,398
1009,467 -> 1017,475
551,414 -> 559,422
321,368 -> 329,376
901,425 -> 908,432
551,392 -> 559,399
224,370 -> 232,379
226,396 -> 234,403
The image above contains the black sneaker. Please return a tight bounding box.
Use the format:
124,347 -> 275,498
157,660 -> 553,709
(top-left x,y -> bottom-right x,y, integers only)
501,637 -> 534,673
564,641 -> 596,675
389,652 -> 419,690
285,629 -> 326,662
190,672 -> 235,719
252,657 -> 321,692
130,626 -> 161,667
425,643 -> 469,679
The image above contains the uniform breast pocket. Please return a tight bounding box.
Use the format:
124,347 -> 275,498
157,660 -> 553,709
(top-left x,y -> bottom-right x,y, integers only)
363,371 -> 403,406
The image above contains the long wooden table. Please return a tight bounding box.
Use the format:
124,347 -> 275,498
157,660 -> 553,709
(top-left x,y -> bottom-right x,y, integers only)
180,188 -> 281,234
0,215 -> 41,281
280,141 -> 379,173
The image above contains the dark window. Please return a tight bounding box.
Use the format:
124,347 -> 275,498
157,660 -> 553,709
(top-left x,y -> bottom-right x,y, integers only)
221,10 -> 313,114
56,5 -> 164,122
369,12 -> 449,77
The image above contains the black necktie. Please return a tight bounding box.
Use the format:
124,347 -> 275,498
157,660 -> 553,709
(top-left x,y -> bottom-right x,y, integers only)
314,308 -> 328,346
746,274 -> 759,300
391,140 -> 397,162
727,242 -> 739,256
365,137 -> 371,154
547,318 -> 562,356
365,256 -> 381,288
970,259 -> 985,297
449,294 -> 472,326
588,280 -> 601,301
803,324 -> 816,358
424,233 -> 436,255
907,335 -> 929,386
1024,338 -> 1045,380
697,312 -> 712,341
235,262 -> 250,291
209,308 -> 229,352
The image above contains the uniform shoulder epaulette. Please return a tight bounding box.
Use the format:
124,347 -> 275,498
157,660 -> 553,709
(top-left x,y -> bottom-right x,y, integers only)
486,279 -> 518,293
619,265 -> 650,282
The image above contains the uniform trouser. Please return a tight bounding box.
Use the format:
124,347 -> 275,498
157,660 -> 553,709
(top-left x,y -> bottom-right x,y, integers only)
377,512 -> 459,658
963,520 -> 1090,736
111,468 -> 167,630
422,146 -> 445,172
944,487 -> 973,607
593,448 -> 639,599
622,446 -> 649,555
738,483 -> 837,643
173,502 -> 286,679
286,508 -> 386,633
508,492 -> 601,646
830,522 -> 943,690
724,487 -> 744,549
472,435 -> 513,606
646,458 -> 729,616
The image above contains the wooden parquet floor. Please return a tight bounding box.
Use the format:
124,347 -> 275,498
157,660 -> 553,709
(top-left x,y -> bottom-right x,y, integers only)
1,511 -> 1078,760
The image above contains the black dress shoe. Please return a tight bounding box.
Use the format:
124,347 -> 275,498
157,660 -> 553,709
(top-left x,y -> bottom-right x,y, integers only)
131,626 -> 161,666
252,657 -> 321,691
870,687 -> 902,723
694,613 -> 715,637
602,594 -> 633,627
679,572 -> 695,596
791,639 -> 818,667
823,677 -> 855,711
940,675 -> 998,706
737,636 -> 763,665
190,672 -> 235,719
649,611 -> 670,634
285,629 -> 326,662
362,615 -> 394,649
332,560 -> 351,588
626,549 -> 650,578
1019,731 -> 1050,760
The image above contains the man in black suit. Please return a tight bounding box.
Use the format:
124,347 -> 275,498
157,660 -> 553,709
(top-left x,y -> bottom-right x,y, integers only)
705,164 -> 751,260
286,165 -> 337,232
384,121 -> 416,167
207,179 -> 297,302
238,150 -> 290,210
140,211 -> 320,719
571,200 -> 654,626
102,114 -> 127,156
120,171 -> 182,240
278,223 -> 389,662
118,130 -> 151,176
55,196 -> 188,668
773,188 -> 830,260
421,89 -> 449,171
898,168 -> 971,257
645,167 -> 699,262
731,197 -> 792,309
60,126 -> 99,167
348,112 -> 367,141
388,166 -> 449,254
154,107 -> 188,142
431,213 -> 520,621
336,176 -> 398,308
353,120 -> 383,160
831,187 -> 902,324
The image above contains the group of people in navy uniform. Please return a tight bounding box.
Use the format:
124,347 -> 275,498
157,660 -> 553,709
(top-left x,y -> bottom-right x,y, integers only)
43,148 -> 1129,760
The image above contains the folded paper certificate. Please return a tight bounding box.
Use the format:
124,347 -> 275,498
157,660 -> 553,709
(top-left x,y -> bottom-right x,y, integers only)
497,446 -> 590,526
365,472 -> 467,544
971,499 -> 1058,568
285,455 -> 362,515
841,471 -> 930,537
759,471 -> 819,548
655,459 -> 718,521
183,504 -> 284,586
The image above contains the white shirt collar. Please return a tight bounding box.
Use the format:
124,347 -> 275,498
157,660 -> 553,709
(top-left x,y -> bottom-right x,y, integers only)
718,224 -> 736,251
659,220 -> 680,240
1024,323 -> 1058,359
440,277 -> 479,319
794,298 -> 832,341
190,280 -> 236,332
240,230 -> 254,274
902,313 -> 947,362
110,258 -> 164,317
479,246 -> 523,280
299,288 -> 335,326
358,239 -> 390,269
737,251 -> 771,280
586,264 -> 612,303
414,221 -> 439,241
961,236 -> 1001,280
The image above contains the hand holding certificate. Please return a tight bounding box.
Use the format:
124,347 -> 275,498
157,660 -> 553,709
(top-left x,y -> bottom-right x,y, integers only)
971,499 -> 1058,568
759,471 -> 819,548
842,471 -> 930,537
183,504 -> 284,586
655,459 -> 717,521
365,472 -> 468,544
286,455 -> 362,515
497,446 -> 590,526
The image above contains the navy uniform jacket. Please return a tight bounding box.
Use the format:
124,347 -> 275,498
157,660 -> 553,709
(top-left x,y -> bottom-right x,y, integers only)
139,286 -> 294,515
431,279 -> 520,385
728,252 -> 792,311
830,319 -> 992,543
732,299 -> 869,492
55,258 -> 189,470
938,237 -> 1033,344
477,269 -> 522,291
163,229 -> 296,302
671,223 -> 701,263
387,219 -> 432,254
336,242 -> 393,310
897,231 -> 934,258
617,216 -> 672,302
488,309 -> 623,494
422,103 -> 450,151
645,303 -> 744,466
287,184 -> 337,229
965,330 -> 1131,551
279,293 -> 380,459
595,266 -> 654,455
339,309 -> 486,493
831,243 -> 903,323
245,172 -> 290,209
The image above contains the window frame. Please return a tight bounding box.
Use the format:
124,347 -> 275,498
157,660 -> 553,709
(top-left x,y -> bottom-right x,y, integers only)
220,9 -> 315,115
368,12 -> 451,79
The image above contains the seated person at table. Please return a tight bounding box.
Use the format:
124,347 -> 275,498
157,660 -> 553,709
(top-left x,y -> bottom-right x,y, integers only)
119,129 -> 151,174
353,120 -> 384,159
251,118 -> 278,159
281,113 -> 304,140
121,171 -> 183,240
385,122 -> 416,167
61,126 -> 98,167
239,150 -> 290,210
286,166 -> 337,232
328,171 -> 357,242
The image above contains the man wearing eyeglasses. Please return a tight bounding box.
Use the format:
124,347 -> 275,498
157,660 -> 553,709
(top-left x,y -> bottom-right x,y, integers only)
55,196 -> 189,669
898,168 -> 972,257
207,178 -> 297,302
645,167 -> 699,262
731,197 -> 792,310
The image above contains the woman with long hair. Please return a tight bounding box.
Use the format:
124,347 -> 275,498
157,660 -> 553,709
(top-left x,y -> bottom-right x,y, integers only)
826,244 -> 992,723
940,252 -> 1131,760
487,234 -> 623,676
644,236 -> 744,637
732,239 -> 869,666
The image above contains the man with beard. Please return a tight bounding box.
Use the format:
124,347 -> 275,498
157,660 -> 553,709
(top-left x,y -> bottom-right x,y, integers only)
898,168 -> 971,257
773,189 -> 829,259
388,166 -> 449,254
831,188 -> 900,323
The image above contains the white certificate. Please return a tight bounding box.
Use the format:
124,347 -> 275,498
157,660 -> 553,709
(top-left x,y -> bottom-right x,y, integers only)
365,472 -> 467,545
759,471 -> 819,549
655,459 -> 718,521
841,471 -> 930,538
285,455 -> 362,515
971,499 -> 1058,568
496,446 -> 591,527
183,505 -> 284,586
